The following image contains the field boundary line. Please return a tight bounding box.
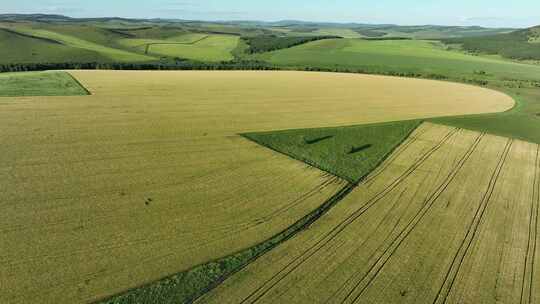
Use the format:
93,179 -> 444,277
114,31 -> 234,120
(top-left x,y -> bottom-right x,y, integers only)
64,71 -> 92,95
186,182 -> 356,304
237,127 -> 459,304
433,138 -> 514,304
141,36 -> 210,54
362,123 -> 431,186
342,132 -> 485,304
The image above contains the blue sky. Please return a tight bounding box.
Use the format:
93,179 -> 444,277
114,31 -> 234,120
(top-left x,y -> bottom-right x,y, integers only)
2,0 -> 539,28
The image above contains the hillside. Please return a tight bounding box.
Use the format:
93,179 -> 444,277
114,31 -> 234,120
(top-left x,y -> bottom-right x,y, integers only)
443,25 -> 540,60
0,14 -> 519,65
0,27 -> 110,63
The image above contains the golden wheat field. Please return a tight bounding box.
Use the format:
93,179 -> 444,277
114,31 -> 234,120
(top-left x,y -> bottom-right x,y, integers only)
198,123 -> 540,304
0,71 -> 514,304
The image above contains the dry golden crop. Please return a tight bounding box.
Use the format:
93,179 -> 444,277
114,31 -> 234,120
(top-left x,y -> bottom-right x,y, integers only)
198,123 -> 540,304
0,71 -> 514,304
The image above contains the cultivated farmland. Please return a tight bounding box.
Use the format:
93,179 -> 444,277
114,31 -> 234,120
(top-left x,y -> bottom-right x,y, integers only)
145,35 -> 239,62
197,122 -> 540,304
116,34 -> 239,62
0,71 -> 88,96
0,71 -> 513,304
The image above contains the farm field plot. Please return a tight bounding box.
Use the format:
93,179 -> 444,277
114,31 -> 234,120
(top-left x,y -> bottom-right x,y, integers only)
116,33 -> 210,53
117,33 -> 209,48
0,71 -> 514,304
198,122 -> 540,304
0,71 -> 89,96
144,35 -> 239,61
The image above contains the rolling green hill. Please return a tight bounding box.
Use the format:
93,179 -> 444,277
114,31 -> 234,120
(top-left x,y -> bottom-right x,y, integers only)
0,24 -> 154,62
275,24 -> 513,39
0,20 -> 247,63
257,38 -> 540,81
443,26 -> 540,60
0,28 -> 109,63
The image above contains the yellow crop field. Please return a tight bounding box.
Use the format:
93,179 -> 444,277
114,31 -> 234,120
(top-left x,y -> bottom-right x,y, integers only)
198,122 -> 540,304
0,71 -> 514,304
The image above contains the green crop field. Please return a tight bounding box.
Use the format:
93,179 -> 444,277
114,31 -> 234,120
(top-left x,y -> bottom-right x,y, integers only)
257,38 -> 540,81
115,34 -> 239,61
243,120 -> 421,183
311,28 -> 363,38
145,35 -> 239,61
0,71 -> 89,96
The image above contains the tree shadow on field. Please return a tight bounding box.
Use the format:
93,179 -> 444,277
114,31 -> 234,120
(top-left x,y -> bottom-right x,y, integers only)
348,144 -> 372,155
304,135 -> 333,145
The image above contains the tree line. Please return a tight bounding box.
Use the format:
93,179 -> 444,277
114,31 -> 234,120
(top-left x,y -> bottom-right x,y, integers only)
0,60 -> 279,73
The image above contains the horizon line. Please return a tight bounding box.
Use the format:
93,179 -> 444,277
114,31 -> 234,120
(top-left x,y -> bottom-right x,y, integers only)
0,12 -> 526,29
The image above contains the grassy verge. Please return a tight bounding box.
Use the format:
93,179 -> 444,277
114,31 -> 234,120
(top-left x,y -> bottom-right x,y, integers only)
0,71 -> 90,96
429,86 -> 540,143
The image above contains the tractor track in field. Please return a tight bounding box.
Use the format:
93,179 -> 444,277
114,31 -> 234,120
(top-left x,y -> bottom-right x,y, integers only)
362,125 -> 430,186
1,173 -> 342,269
236,127 -> 460,304
340,132 -> 485,304
255,176 -> 344,224
184,182 -> 357,304
432,138 -> 514,304
321,185 -> 416,304
521,144 -> 540,304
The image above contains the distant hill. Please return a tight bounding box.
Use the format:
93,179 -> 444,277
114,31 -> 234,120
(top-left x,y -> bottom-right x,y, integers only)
443,25 -> 540,61
0,14 -> 73,22
528,25 -> 540,42
0,13 -> 528,65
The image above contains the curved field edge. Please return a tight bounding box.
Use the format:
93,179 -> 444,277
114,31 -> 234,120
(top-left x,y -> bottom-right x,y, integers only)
96,121 -> 423,304
0,71 -> 90,97
428,87 -> 540,144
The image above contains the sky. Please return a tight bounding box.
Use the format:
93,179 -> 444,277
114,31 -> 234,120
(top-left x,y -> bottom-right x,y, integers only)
2,0 -> 539,28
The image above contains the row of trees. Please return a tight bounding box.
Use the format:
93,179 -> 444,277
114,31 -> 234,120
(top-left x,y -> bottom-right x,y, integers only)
0,60 -> 278,73
2,61 -> 497,88
242,35 -> 341,54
